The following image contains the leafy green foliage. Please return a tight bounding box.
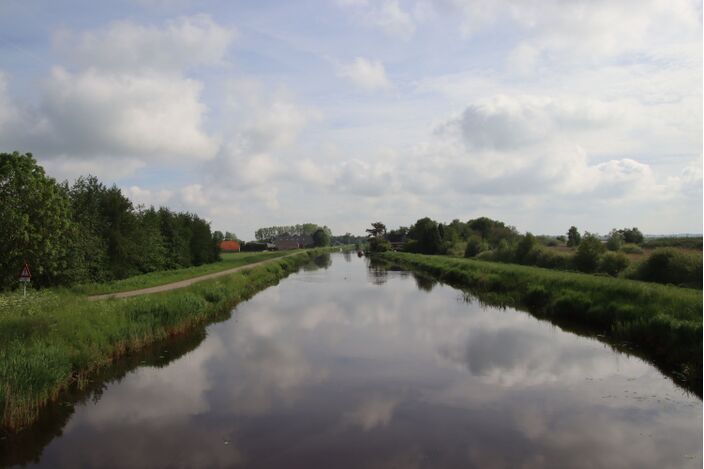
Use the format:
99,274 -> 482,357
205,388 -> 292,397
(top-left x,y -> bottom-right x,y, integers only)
368,237 -> 391,252
255,223 -> 331,242
406,217 -> 443,254
618,227 -> 644,244
0,152 -> 72,289
515,233 -> 537,264
643,236 -> 702,250
573,232 -> 605,272
464,236 -> 486,258
621,243 -> 643,254
599,251 -> 630,276
312,228 -> 331,247
567,226 -> 581,247
606,229 -> 624,251
0,154 -> 220,290
631,248 -> 702,288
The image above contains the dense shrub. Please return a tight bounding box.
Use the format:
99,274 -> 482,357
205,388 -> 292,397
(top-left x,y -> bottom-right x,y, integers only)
573,233 -> 605,273
599,252 -> 630,276
369,237 -> 391,253
515,233 -> 537,264
464,236 -> 486,258
643,237 -> 703,250
406,218 -> 444,254
606,230 -> 624,251
632,248 -> 702,288
621,243 -> 643,254
1,153 -> 220,290
533,248 -> 572,270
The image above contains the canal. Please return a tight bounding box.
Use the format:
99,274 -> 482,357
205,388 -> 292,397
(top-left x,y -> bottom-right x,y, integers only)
3,252 -> 701,468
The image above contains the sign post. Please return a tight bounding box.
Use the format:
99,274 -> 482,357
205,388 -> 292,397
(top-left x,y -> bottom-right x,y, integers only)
19,262 -> 31,297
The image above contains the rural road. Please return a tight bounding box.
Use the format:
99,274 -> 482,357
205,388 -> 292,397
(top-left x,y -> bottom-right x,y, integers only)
88,253 -> 299,301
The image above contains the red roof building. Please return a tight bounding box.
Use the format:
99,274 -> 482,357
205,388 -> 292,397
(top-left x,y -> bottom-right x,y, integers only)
219,240 -> 241,252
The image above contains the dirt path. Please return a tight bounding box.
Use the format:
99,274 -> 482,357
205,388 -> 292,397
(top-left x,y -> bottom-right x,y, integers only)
88,253 -> 299,301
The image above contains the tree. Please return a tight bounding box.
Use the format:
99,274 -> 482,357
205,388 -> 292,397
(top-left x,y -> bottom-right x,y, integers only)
567,226 -> 581,247
224,231 -> 237,241
464,235 -> 485,258
368,237 -> 391,252
366,222 -> 387,239
0,152 -> 72,289
213,231 -> 225,243
606,229 -> 623,251
467,217 -> 493,240
515,233 -> 537,263
599,252 -> 629,276
618,227 -> 644,245
312,228 -> 331,247
573,232 -> 605,272
407,217 -> 443,254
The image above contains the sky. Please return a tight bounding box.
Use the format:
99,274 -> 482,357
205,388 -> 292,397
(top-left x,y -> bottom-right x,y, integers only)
0,0 -> 701,239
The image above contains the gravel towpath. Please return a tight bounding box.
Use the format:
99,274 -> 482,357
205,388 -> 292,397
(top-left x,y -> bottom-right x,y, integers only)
88,253 -> 298,301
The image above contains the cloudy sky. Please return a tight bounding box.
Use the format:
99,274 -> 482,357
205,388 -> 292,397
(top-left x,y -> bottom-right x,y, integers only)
1,0 -> 701,238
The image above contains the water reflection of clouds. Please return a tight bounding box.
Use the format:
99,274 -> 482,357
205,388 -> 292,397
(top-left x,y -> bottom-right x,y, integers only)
31,254 -> 702,468
65,335 -> 226,429
343,396 -> 398,431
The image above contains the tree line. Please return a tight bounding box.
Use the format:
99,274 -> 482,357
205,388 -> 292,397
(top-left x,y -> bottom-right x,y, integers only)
0,152 -> 220,290
367,216 -> 701,289
254,224 -> 332,242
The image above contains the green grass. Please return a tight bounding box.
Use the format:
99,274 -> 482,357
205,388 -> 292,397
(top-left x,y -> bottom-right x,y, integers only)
0,249 -> 331,431
71,251 -> 292,295
378,252 -> 702,394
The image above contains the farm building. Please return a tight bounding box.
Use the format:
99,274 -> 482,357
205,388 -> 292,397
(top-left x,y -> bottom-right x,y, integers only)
274,239 -> 300,250
273,235 -> 313,250
219,240 -> 241,252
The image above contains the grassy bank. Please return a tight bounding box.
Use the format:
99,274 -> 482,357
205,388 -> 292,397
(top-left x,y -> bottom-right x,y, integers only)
71,251 -> 291,295
0,249 -> 329,431
378,252 -> 702,394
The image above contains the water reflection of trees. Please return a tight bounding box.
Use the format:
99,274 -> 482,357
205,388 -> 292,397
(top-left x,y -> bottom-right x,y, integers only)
342,251 -> 352,263
302,253 -> 332,271
412,272 -> 437,292
366,258 -> 390,285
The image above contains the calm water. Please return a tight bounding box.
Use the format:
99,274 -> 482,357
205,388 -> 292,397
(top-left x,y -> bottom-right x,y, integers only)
4,253 -> 702,468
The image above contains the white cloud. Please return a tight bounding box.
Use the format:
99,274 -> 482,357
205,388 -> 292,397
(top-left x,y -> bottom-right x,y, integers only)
124,186 -> 175,207
39,67 -> 218,161
54,14 -> 234,73
338,57 -> 391,91
0,15 -> 228,177
181,184 -> 208,207
337,0 -> 418,38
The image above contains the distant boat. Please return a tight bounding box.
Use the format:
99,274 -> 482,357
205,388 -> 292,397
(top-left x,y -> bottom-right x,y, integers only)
357,250 -> 364,257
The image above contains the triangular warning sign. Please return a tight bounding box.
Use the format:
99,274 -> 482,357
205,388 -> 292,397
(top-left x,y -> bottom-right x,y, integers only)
19,263 -> 31,279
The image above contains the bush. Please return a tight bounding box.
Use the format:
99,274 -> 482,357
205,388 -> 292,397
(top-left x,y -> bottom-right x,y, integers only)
524,285 -> 550,309
573,233 -> 605,273
599,252 -> 630,276
533,248 -> 572,270
493,239 -> 516,263
633,248 -> 702,288
407,217 -> 443,254
464,236 -> 487,258
621,243 -> 643,254
515,233 -> 537,264
606,230 -> 624,251
368,237 -> 391,253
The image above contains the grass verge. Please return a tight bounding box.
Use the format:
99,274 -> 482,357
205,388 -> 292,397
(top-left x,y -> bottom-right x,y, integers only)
0,249 -> 330,431
378,252 -> 702,395
71,251 -> 291,295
